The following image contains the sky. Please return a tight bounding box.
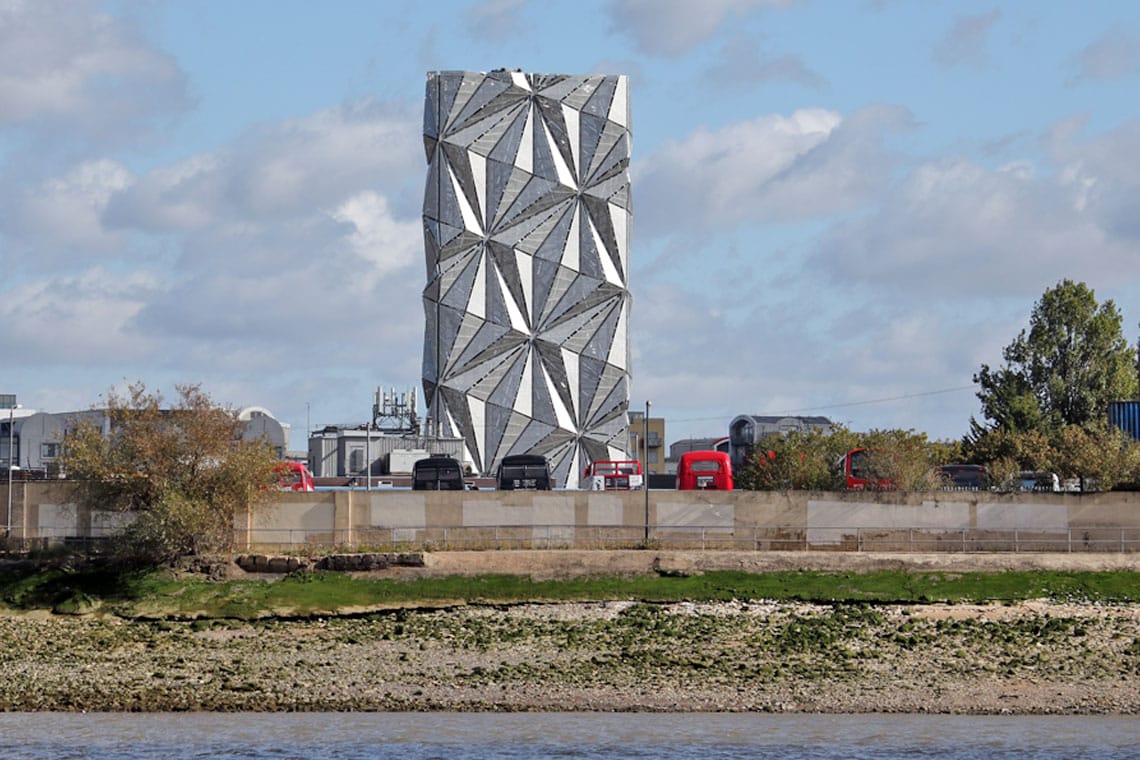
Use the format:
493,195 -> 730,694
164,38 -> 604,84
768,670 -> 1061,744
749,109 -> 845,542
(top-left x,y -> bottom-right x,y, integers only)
3,0 -> 1140,454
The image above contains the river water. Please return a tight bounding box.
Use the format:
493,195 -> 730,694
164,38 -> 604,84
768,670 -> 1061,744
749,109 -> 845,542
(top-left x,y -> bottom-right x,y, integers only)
1,713 -> 1137,759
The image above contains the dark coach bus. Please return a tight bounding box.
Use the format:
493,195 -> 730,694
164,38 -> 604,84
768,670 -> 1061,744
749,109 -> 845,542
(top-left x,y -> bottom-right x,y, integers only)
496,454 -> 553,490
411,456 -> 466,491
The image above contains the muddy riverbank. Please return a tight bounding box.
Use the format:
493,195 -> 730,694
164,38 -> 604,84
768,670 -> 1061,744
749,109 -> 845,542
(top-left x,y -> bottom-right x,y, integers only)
1,597 -> 1138,713
2,550 -> 1139,713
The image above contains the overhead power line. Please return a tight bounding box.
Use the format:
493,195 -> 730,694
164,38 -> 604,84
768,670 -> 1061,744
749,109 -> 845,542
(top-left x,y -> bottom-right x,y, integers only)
773,385 -> 977,415
665,385 -> 977,425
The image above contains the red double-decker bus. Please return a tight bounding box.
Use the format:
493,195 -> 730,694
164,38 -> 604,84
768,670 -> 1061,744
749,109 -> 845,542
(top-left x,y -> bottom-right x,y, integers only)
583,460 -> 643,490
274,461 -> 315,492
676,451 -> 733,490
836,448 -> 894,490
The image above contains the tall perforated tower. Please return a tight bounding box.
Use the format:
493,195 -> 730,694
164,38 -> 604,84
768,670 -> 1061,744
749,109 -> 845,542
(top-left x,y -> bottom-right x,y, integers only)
422,70 -> 632,488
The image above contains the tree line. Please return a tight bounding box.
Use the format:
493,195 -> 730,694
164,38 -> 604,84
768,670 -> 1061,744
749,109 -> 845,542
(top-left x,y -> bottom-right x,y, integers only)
739,279 -> 1140,491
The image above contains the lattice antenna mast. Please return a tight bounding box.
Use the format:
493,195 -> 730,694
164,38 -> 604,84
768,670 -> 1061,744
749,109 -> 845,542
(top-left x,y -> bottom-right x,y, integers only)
372,387 -> 420,434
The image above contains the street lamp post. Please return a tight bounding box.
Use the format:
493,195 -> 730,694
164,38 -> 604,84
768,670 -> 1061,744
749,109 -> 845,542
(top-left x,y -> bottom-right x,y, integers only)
366,422 -> 372,492
3,395 -> 17,539
643,400 -> 651,542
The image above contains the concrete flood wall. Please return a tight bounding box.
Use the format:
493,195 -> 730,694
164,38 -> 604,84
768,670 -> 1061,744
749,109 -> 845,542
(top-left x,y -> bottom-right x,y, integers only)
7,483 -> 1140,552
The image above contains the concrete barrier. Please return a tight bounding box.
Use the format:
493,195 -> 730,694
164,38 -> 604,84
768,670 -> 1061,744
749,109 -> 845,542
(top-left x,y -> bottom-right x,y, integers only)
9,483 -> 1140,553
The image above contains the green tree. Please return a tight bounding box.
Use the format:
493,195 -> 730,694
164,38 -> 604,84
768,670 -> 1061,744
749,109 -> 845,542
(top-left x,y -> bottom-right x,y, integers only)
1051,424 -> 1140,491
736,425 -> 946,491
736,425 -> 859,490
857,429 -> 946,491
974,279 -> 1137,434
61,382 -> 280,563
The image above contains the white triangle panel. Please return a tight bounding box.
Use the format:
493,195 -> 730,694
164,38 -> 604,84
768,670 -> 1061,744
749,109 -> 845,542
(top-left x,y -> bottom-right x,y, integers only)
449,164 -> 482,235
542,362 -> 577,432
542,118 -> 577,190
589,215 -> 624,287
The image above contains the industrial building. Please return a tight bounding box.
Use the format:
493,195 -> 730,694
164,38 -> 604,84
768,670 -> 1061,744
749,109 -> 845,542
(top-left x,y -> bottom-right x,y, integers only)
728,414 -> 834,469
627,410 -> 665,476
1,406 -> 292,477
305,387 -> 469,479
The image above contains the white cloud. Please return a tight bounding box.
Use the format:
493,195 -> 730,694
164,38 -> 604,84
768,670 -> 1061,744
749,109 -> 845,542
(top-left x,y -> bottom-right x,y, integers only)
4,159 -> 133,265
1046,117 -> 1140,237
465,0 -> 527,40
811,123 -> 1140,303
1070,29 -> 1140,83
1,91 -> 428,399
636,113 -> 1140,442
932,10 -> 1003,69
0,0 -> 190,144
102,155 -> 225,232
0,267 -> 160,362
106,99 -> 421,229
632,279 -> 986,442
634,106 -> 911,235
705,33 -> 828,91
333,191 -> 422,286
606,0 -> 790,57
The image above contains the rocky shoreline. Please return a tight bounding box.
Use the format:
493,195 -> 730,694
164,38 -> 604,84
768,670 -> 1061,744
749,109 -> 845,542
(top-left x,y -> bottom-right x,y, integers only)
2,597 -> 1138,713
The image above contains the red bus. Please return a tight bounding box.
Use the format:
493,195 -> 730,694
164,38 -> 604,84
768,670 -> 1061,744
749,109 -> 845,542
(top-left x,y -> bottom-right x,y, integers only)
275,461 -> 315,492
836,448 -> 894,490
583,460 -> 643,490
676,451 -> 733,490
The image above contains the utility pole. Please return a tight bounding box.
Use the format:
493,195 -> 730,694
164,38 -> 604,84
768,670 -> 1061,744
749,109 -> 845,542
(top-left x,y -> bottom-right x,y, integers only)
2,394 -> 17,539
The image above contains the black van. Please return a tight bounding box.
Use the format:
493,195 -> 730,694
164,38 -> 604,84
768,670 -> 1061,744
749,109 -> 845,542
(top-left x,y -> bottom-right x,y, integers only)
411,456 -> 466,491
496,454 -> 553,490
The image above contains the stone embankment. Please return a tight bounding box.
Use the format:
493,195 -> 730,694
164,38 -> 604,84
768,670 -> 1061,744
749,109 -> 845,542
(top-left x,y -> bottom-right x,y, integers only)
233,552 -> 425,574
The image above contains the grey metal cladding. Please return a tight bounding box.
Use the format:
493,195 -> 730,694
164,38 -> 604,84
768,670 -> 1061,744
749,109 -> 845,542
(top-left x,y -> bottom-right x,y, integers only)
422,71 -> 631,488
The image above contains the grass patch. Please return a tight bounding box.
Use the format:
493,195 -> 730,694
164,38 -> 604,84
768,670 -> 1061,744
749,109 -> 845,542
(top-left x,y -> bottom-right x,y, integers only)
0,565 -> 1137,620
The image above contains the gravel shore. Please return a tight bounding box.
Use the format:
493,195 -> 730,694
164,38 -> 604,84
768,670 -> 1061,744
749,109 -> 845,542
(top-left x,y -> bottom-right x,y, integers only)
2,597 -> 1138,713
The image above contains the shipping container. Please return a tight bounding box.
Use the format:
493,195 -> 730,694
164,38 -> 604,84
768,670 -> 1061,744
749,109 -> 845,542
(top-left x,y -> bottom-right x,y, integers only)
1109,400 -> 1140,441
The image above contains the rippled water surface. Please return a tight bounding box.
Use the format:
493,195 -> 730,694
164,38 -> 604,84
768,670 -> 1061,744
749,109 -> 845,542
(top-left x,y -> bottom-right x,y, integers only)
2,713 -> 1138,759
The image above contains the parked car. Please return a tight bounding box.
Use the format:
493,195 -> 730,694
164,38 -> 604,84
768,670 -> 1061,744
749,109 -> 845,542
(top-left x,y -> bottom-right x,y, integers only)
1016,470 -> 1061,493
935,464 -> 988,491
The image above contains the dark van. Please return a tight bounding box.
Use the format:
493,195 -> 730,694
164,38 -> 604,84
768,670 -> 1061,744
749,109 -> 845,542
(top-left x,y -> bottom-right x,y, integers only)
496,454 -> 553,490
411,456 -> 466,491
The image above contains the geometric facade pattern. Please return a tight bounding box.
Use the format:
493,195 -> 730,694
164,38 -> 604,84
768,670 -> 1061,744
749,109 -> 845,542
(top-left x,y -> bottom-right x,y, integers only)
422,70 -> 632,489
